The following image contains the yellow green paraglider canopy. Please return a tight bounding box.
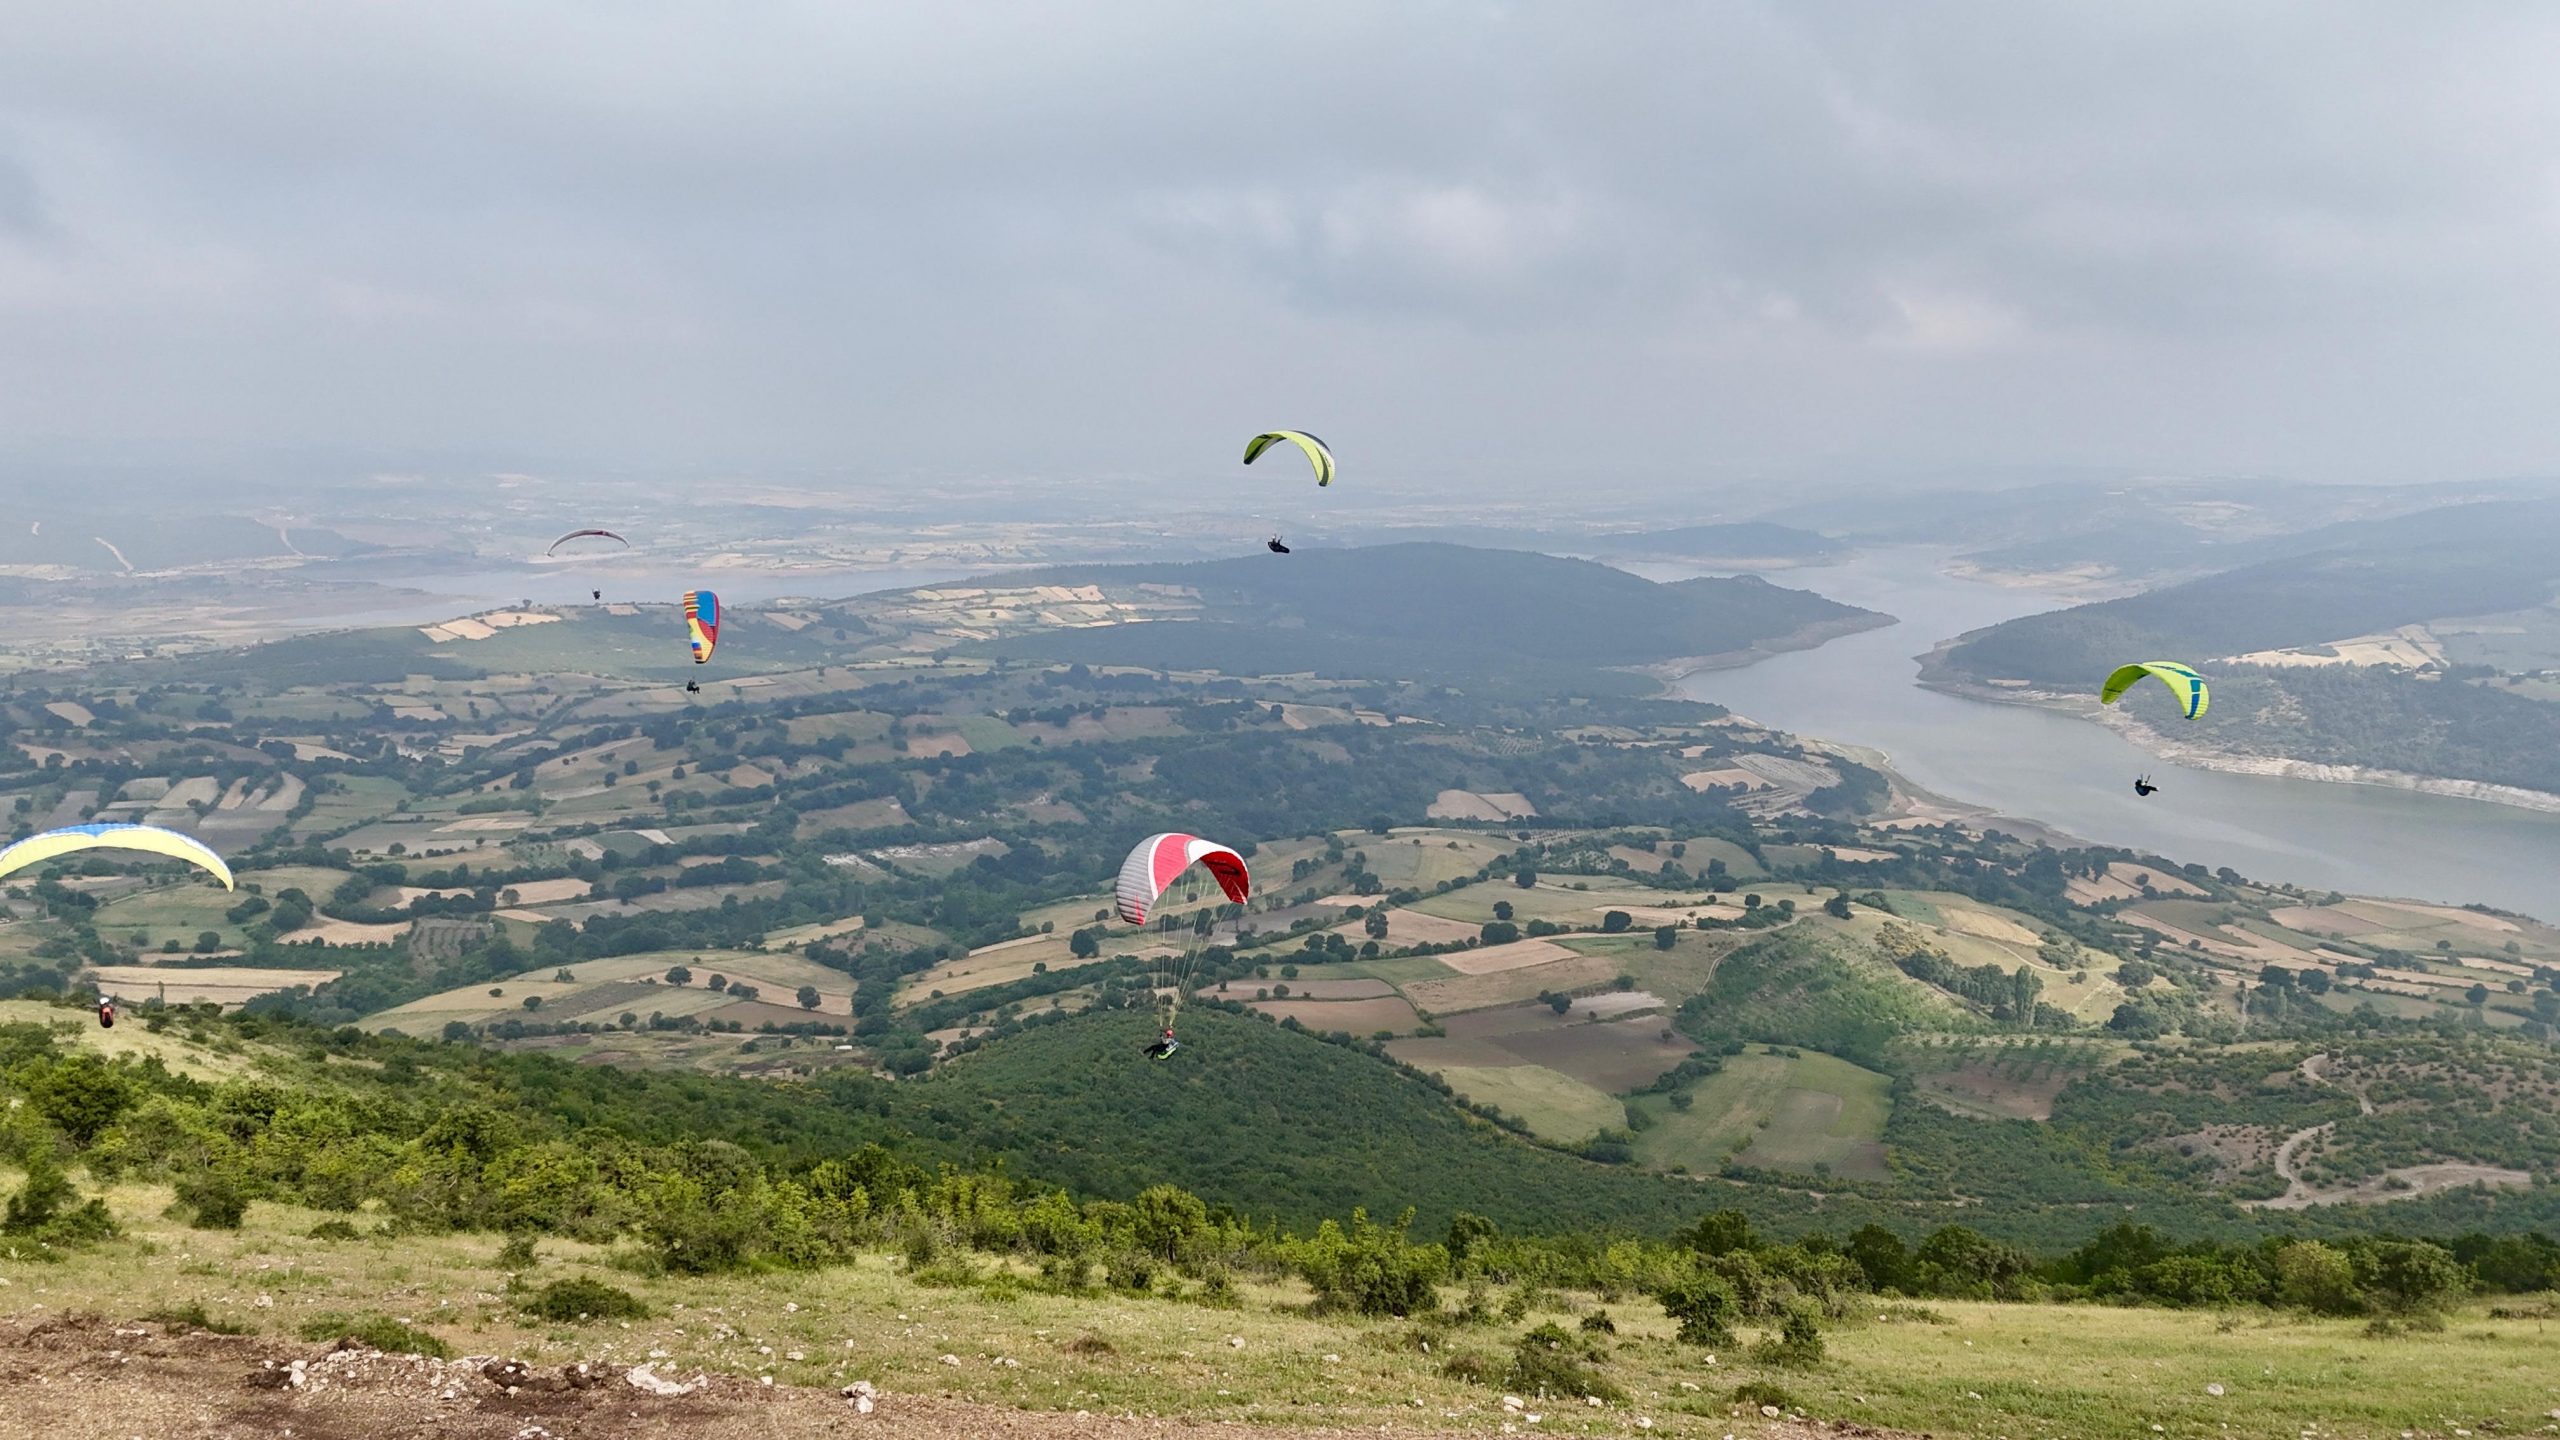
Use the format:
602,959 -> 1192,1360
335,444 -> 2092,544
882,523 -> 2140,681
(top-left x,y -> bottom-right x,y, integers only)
1242,431 -> 1335,487
0,823 -> 234,890
2100,661 -> 2209,720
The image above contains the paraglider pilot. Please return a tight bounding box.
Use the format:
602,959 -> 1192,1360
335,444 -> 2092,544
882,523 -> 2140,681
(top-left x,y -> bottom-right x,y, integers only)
2133,774 -> 2158,798
97,997 -> 115,1030
1145,1027 -> 1179,1061
1266,537 -> 1291,554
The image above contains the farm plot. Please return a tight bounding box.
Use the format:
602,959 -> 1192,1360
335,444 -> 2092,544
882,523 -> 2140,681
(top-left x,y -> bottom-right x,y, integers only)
90,964 -> 339,1009
1628,1044 -> 1893,1180
1434,1063 -> 1624,1144
1243,995 -> 1420,1034
1399,952 -> 1625,1015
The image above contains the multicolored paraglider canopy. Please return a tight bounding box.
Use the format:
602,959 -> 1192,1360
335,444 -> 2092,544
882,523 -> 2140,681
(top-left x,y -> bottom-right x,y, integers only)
1114,832 -> 1251,926
2100,660 -> 2209,720
683,590 -> 720,664
0,823 -> 234,890
1243,431 -> 1335,488
546,528 -> 628,554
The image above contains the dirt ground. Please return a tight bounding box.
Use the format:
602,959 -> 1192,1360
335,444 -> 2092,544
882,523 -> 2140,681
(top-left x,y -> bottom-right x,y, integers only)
0,1311 -> 1886,1440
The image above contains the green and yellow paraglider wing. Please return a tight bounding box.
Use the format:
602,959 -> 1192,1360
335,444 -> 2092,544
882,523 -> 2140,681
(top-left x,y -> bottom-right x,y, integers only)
1242,431 -> 1335,487
2099,661 -> 2209,720
0,823 -> 234,890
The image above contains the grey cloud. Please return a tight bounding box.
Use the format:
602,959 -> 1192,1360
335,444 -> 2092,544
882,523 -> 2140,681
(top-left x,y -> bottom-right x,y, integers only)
1,2 -> 2558,484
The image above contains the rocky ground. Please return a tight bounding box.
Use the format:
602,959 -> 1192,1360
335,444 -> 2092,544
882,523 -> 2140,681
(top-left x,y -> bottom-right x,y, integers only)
0,1311 -> 1879,1440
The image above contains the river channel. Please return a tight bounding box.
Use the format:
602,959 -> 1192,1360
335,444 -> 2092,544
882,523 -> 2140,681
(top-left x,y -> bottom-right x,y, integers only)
1650,548 -> 2560,921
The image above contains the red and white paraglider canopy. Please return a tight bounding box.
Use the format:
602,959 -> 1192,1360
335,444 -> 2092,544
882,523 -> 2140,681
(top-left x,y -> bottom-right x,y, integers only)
1114,832 -> 1251,926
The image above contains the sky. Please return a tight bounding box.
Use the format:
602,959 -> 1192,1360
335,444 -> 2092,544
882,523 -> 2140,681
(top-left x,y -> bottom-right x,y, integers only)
5,3 -> 2560,492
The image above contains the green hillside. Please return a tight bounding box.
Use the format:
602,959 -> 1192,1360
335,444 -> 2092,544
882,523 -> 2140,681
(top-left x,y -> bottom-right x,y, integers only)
1937,502 -> 2560,791
975,543 -> 1879,689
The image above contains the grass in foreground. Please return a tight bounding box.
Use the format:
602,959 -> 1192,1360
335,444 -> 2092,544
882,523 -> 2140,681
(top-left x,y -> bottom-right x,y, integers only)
4,1181 -> 2558,1438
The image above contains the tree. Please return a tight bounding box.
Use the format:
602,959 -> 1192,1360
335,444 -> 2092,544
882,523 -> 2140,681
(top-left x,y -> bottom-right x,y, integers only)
1677,1209 -> 1754,1256
1743,894 -> 1762,910
1601,910 -> 1632,934
2274,1241 -> 2361,1315
1364,911 -> 1389,940
665,965 -> 694,987
797,985 -> 822,1010
24,1053 -> 131,1147
1657,1269 -> 1737,1346
1069,929 -> 1101,960
1514,868 -> 1537,889
1480,921 -> 1520,946
1492,900 -> 1514,922
1653,925 -> 1678,950
1823,892 -> 1853,919
521,995 -> 542,1011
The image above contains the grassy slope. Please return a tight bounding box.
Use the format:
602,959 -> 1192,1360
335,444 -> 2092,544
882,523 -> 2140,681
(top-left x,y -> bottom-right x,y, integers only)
918,1008 -> 1718,1236
12,1179 -> 2557,1440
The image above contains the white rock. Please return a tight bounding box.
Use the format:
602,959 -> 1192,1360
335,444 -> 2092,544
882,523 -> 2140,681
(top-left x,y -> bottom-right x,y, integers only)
1762,1405 -> 1783,1418
624,1363 -> 705,1398
1502,1395 -> 1525,1411
938,1354 -> 961,1367
784,1302 -> 799,1313
785,1350 -> 804,1362
1227,1336 -> 1244,1349
2207,1383 -> 2227,1397
1324,1354 -> 1343,1364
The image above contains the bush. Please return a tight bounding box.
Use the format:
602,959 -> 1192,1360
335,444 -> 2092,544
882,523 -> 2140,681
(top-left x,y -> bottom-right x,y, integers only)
495,1234 -> 539,1270
518,1277 -> 650,1322
296,1313 -> 452,1358
1730,1380 -> 1799,1413
142,1301 -> 252,1336
1296,1209 -> 1446,1317
1658,1269 -> 1738,1347
308,1218 -> 363,1242
1750,1307 -> 1826,1368
1503,1321 -> 1623,1402
172,1172 -> 249,1231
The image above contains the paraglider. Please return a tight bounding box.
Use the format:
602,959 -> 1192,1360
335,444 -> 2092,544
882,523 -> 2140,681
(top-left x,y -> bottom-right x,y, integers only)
683,590 -> 720,665
96,997 -> 114,1030
1266,537 -> 1291,555
1243,431 -> 1335,488
591,589 -> 602,602
2100,661 -> 2209,720
1115,833 -> 1252,1062
685,680 -> 700,694
0,823 -> 233,890
2133,775 -> 2159,798
1114,832 -> 1251,926
547,528 -> 628,555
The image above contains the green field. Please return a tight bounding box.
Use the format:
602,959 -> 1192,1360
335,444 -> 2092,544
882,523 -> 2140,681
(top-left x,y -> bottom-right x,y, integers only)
1628,1044 -> 1893,1179
9,1176 -> 2560,1440
1434,1062 -> 1625,1143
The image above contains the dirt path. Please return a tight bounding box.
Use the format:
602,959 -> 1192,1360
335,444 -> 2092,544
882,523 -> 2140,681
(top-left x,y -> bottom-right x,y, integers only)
2249,1055 -> 2524,1210
0,1311 -> 1882,1440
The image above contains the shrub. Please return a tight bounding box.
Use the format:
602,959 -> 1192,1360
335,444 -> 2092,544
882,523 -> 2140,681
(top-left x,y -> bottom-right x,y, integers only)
519,1278 -> 650,1323
142,1302 -> 252,1336
1730,1380 -> 1799,1412
495,1234 -> 539,1270
1503,1321 -> 1622,1402
1579,1309 -> 1616,1335
1658,1269 -> 1738,1346
296,1313 -> 452,1359
1750,1307 -> 1826,1368
172,1172 -> 249,1231
1296,1209 -> 1446,1317
307,1218 -> 363,1242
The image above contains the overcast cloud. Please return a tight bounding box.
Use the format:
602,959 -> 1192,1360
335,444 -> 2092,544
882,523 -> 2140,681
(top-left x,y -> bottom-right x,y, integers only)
4,2 -> 2559,489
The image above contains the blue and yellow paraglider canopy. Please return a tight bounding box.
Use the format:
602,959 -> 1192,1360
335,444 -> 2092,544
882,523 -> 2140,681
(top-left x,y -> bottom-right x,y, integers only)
0,823 -> 234,890
2100,661 -> 2209,720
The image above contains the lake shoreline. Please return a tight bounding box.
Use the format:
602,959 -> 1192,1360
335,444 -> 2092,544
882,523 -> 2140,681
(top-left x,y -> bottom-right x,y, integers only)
1912,640 -> 2560,818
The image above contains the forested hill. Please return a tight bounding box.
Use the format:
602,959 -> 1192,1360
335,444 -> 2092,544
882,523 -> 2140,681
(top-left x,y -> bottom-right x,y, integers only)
1936,500 -> 2560,792
974,542 -> 1882,693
